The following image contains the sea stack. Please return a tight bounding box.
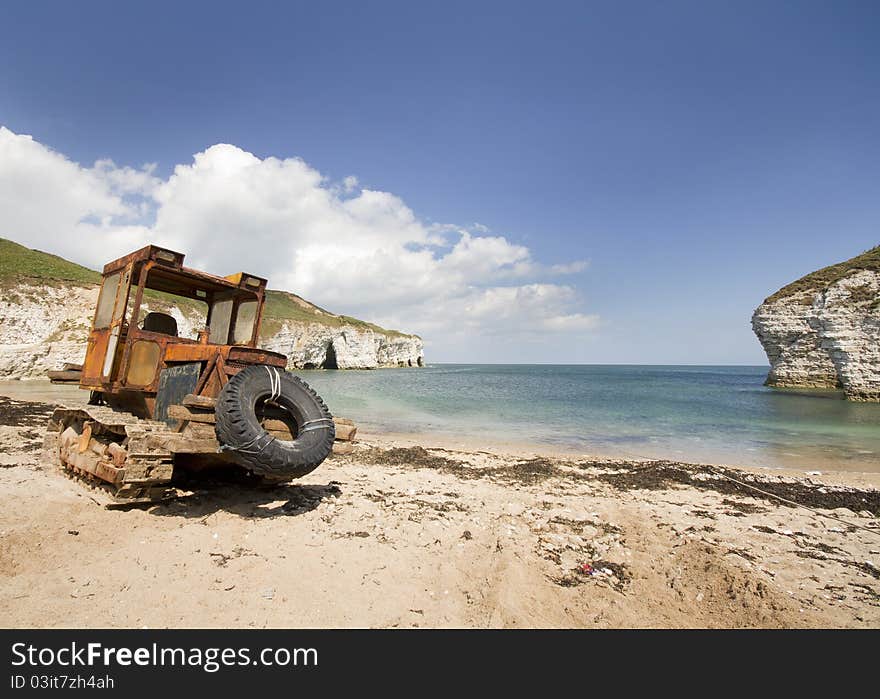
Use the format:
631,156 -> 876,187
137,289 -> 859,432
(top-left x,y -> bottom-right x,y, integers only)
752,246 -> 880,401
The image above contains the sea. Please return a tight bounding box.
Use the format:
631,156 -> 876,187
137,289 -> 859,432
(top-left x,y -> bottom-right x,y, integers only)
3,364 -> 879,473
295,364 -> 880,473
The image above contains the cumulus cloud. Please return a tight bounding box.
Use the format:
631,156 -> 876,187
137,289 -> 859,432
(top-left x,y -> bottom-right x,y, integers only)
0,127 -> 156,264
0,126 -> 595,360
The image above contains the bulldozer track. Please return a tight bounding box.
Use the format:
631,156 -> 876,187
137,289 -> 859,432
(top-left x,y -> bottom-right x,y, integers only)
44,405 -> 184,504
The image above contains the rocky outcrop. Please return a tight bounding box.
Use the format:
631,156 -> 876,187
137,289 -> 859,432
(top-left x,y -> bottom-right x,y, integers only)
752,248 -> 880,401
263,322 -> 423,370
0,282 -> 423,379
0,285 -> 97,380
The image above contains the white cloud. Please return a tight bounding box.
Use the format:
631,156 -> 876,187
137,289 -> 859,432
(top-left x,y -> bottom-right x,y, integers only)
550,260 -> 590,275
432,284 -> 600,335
342,175 -> 358,193
0,127 -> 155,264
0,126 -> 596,360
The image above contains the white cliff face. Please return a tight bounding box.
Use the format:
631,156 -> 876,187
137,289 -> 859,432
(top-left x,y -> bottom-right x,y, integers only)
0,284 -> 98,379
376,334 -> 425,368
0,282 -> 424,379
752,270 -> 880,401
263,322 -> 423,370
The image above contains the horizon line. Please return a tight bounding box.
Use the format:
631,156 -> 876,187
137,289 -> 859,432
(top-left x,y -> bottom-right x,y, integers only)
418,362 -> 771,368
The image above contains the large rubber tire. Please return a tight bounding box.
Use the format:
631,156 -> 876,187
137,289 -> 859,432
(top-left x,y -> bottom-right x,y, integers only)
214,365 -> 335,479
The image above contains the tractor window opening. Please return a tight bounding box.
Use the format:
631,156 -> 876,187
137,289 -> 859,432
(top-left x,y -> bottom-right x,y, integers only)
209,297 -> 234,344
94,272 -> 122,329
129,269 -> 209,340
233,299 -> 258,344
133,290 -> 207,340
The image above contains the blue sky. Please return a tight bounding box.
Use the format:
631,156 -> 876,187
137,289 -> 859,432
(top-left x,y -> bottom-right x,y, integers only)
1,1 -> 878,363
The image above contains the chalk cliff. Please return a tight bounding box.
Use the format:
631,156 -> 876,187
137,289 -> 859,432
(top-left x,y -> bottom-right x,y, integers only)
751,247 -> 880,401
0,240 -> 424,378
263,321 -> 424,370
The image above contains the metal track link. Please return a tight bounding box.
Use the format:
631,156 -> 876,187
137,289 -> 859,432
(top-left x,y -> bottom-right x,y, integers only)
45,405 -> 183,504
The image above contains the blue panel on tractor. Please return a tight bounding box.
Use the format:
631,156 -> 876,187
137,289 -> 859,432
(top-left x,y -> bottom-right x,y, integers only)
155,363 -> 201,425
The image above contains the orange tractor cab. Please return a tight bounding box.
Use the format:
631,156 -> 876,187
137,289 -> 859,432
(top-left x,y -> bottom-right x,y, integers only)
44,245 -> 335,502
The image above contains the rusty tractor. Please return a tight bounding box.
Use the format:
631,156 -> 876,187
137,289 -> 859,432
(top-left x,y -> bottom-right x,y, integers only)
43,245 -> 336,502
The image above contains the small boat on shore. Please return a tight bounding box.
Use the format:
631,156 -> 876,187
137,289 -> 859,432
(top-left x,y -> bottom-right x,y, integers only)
46,363 -> 83,384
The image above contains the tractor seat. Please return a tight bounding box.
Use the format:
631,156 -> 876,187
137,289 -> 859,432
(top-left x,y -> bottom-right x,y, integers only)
142,312 -> 178,337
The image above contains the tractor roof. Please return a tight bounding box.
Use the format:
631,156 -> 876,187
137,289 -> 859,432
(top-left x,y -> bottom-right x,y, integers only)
103,244 -> 268,298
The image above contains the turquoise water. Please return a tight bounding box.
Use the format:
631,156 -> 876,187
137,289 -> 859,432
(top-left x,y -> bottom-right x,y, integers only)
292,364 -> 880,473
3,365 -> 879,472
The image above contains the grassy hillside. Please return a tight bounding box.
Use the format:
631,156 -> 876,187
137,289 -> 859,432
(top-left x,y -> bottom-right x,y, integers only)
0,238 -> 414,338
262,290 -> 411,338
765,245 -> 880,303
0,238 -> 101,286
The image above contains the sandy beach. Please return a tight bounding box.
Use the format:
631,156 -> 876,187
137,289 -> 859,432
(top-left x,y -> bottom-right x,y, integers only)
0,390 -> 878,629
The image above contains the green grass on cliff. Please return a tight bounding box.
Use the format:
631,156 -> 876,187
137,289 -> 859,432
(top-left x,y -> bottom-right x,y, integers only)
0,238 -> 207,315
261,289 -> 412,340
0,237 -> 414,338
0,238 -> 101,286
765,245 -> 880,303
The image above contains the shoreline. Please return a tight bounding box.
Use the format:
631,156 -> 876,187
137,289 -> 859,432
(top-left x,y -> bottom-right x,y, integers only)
0,378 -> 878,476
357,429 -> 880,490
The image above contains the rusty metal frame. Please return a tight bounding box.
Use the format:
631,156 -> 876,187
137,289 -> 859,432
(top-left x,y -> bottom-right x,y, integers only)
80,245 -> 284,418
